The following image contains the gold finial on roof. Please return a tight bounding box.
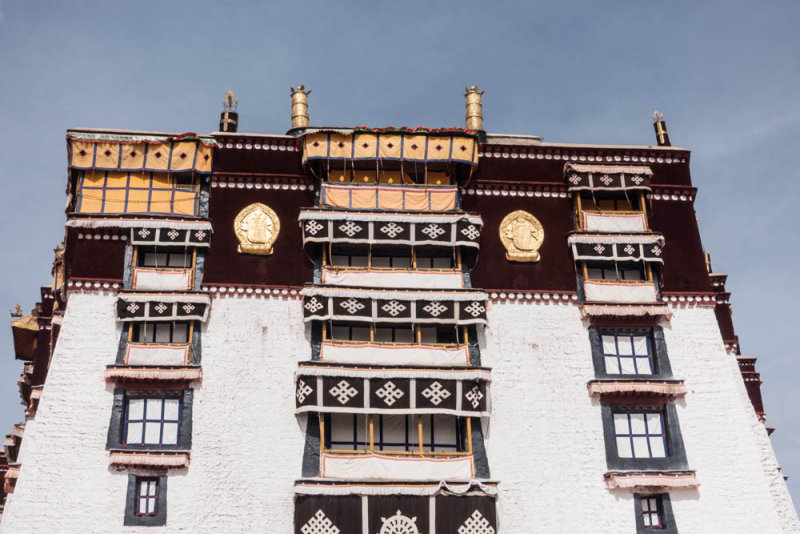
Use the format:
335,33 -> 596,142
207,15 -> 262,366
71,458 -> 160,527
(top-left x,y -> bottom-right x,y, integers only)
10,305 -> 22,318
290,85 -> 312,129
651,110 -> 664,122
464,85 -> 485,131
223,91 -> 239,111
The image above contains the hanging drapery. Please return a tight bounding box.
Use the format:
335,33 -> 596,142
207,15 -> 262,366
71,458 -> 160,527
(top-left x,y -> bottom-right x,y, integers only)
319,340 -> 470,367
569,235 -> 665,264
116,292 -> 210,322
320,452 -> 475,482
320,182 -> 458,211
564,163 -> 652,191
583,280 -> 660,304
321,267 -> 465,289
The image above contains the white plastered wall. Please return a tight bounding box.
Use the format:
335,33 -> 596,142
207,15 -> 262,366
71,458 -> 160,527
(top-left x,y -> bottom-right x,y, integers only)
1,292 -> 308,533
480,301 -> 799,534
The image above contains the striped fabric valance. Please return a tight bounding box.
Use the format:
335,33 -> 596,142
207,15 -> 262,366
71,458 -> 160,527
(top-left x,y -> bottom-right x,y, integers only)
75,171 -> 198,216
564,163 -> 652,191
67,132 -> 215,173
130,226 -> 211,247
569,237 -> 664,264
320,183 -> 458,211
116,292 -> 210,322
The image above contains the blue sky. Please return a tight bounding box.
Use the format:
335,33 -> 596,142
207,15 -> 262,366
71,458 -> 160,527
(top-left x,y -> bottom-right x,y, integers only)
0,0 -> 797,505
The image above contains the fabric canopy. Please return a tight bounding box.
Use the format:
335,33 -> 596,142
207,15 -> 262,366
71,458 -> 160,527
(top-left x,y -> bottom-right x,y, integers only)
583,280 -> 660,304
570,240 -> 664,264
320,452 -> 475,482
116,292 -> 210,322
580,211 -> 648,233
321,182 -> 458,211
75,171 -> 198,216
564,163 -> 652,191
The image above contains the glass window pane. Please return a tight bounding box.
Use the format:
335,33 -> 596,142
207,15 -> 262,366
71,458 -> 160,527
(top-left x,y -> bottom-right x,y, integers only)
374,328 -> 393,342
613,413 -> 630,434
144,422 -> 162,444
432,257 -> 453,268
138,498 -> 148,515
371,256 -> 390,267
330,414 -> 357,447
587,268 -> 603,279
351,327 -> 370,341
601,335 -> 617,355
420,327 -> 436,343
646,413 -> 663,434
378,414 -> 408,451
632,436 -> 650,457
351,256 -> 368,267
330,326 -> 350,340
145,399 -> 163,419
393,257 -> 412,268
619,357 -> 637,374
128,399 -> 144,420
617,337 -> 634,355
148,481 -> 158,496
649,436 -> 666,457
126,422 -> 143,444
394,327 -> 414,343
616,436 -> 632,458
154,324 -> 171,343
604,356 -> 621,374
168,253 -> 190,268
629,413 -> 646,434
163,399 -> 180,420
635,356 -> 653,374
161,422 -> 179,445
643,513 -> 652,527
431,414 -> 458,451
331,255 -> 348,266
147,497 -> 157,514
633,336 -> 648,355
173,323 -> 189,343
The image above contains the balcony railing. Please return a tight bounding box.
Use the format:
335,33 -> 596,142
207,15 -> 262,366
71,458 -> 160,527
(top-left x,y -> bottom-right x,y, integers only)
582,279 -> 660,304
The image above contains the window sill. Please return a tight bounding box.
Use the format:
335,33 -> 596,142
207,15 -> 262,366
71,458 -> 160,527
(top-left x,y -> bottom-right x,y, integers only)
109,450 -> 189,469
587,379 -> 686,398
104,364 -> 201,383
604,470 -> 698,490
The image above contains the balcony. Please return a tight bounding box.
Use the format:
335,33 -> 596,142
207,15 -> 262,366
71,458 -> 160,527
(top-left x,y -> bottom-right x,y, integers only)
321,266 -> 464,289
578,210 -> 648,233
131,268 -> 193,291
582,279 -> 660,305
319,340 -> 470,367
320,182 -> 458,211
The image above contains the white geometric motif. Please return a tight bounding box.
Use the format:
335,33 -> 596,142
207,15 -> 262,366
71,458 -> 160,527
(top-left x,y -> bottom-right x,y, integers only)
423,301 -> 447,317
458,510 -> 495,534
593,244 -> 606,254
126,302 -> 140,313
378,510 -> 419,534
623,244 -> 636,255
329,380 -> 358,404
305,297 -> 324,313
305,220 -> 324,235
460,225 -> 480,240
338,221 -> 363,237
166,229 -> 180,240
465,385 -> 484,409
420,223 -> 445,239
194,230 -> 207,241
340,298 -> 366,314
421,381 -> 451,406
182,303 -> 196,314
463,301 -> 485,318
600,174 -> 613,186
375,381 -> 405,406
296,380 -> 313,404
154,303 -> 168,314
651,246 -> 662,256
137,228 -> 151,239
301,509 -> 340,534
568,174 -> 582,185
630,175 -> 644,185
379,222 -> 404,238
381,300 -> 407,317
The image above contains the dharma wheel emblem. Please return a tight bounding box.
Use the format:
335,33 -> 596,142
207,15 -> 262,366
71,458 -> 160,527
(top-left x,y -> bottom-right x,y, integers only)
499,210 -> 544,262
234,203 -> 280,255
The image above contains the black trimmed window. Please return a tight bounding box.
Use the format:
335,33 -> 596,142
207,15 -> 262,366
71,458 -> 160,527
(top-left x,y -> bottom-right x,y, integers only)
131,321 -> 191,343
326,244 -> 459,270
137,247 -> 192,268
326,321 -> 465,345
324,414 -> 469,454
586,261 -> 646,281
589,326 -> 672,379
635,493 -> 677,533
107,389 -> 193,451
579,191 -> 643,212
124,475 -> 167,526
601,404 -> 687,470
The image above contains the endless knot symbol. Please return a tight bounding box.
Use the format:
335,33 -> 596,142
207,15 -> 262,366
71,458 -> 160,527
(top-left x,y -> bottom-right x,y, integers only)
329,380 -> 358,404
338,221 -> 363,237
182,303 -> 196,313
423,301 -> 447,317
154,303 -> 168,314
630,175 -> 644,185
623,244 -> 636,255
458,510 -> 495,534
375,381 -> 405,406
381,300 -> 406,317
137,228 -> 151,239
166,229 -> 180,240
651,246 -> 662,256
465,385 -> 484,409
463,301 -> 486,318
126,303 -> 140,313
379,222 -> 404,238
339,298 -> 365,314
194,230 -> 207,241
296,380 -> 313,404
421,381 -> 451,406
600,174 -> 613,185
568,174 -> 582,185
378,510 -> 419,534
420,223 -> 445,239
305,221 -> 324,236
305,297 -> 324,313
300,509 -> 340,534
460,225 -> 480,240
593,244 -> 606,254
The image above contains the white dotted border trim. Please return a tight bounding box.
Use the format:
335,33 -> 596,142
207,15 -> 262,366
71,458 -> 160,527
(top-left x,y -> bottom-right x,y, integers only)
479,151 -> 688,165
75,233 -> 127,240
222,142 -> 297,152
211,181 -> 309,190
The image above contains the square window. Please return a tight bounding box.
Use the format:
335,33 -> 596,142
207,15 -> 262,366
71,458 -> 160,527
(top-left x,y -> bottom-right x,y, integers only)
613,410 -> 667,459
124,396 -> 182,447
602,404 -> 687,471
592,329 -> 666,378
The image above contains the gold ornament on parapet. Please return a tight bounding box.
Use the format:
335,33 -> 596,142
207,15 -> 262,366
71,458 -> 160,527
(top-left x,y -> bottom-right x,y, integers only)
499,210 -> 544,262
234,203 -> 280,255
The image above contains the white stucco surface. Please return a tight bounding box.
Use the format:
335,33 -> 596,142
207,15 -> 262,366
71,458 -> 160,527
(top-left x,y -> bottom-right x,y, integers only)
480,300 -> 799,533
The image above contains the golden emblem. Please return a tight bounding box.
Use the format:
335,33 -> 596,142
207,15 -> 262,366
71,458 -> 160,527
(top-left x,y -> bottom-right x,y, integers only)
499,210 -> 544,262
234,203 -> 280,255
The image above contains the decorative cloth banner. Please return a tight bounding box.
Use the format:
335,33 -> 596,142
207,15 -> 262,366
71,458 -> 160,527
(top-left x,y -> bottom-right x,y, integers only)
294,479 -> 498,496
569,238 -> 664,264
75,171 -> 199,216
302,286 -> 488,325
581,303 -> 672,319
116,292 -> 210,322
295,365 -> 490,416
299,210 -> 483,248
301,130 -> 479,166
132,269 -> 193,291
108,450 -> 190,469
583,280 -> 659,304
67,131 -> 215,173
580,211 -> 648,233
130,226 -> 211,247
321,182 -> 458,211
587,379 -> 687,397
564,163 -> 652,191
104,365 -> 202,382
321,267 -> 465,289
319,340 -> 470,367
320,452 -> 475,481
66,216 -> 211,230
603,470 -> 698,489
125,343 -> 190,366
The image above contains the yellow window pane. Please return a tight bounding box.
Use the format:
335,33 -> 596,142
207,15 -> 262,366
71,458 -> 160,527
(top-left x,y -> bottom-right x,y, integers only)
149,189 -> 174,214
452,137 -> 478,164
378,171 -> 404,184
329,171 -> 351,183
150,174 -> 173,190
104,172 -> 130,188
354,170 -> 376,184
81,171 -> 106,187
303,133 -> 329,162
103,189 -> 127,214
126,188 -> 151,213
172,191 -> 198,216
328,134 -> 352,159
76,188 -> 104,213
127,172 -> 152,189
427,138 -> 451,162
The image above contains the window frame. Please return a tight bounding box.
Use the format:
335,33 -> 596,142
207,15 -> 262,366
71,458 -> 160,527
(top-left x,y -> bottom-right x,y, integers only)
136,247 -> 195,269
130,321 -> 193,344
107,389 -> 193,451
634,493 -> 678,533
124,474 -> 167,526
324,321 -> 465,346
123,396 -> 182,447
325,244 -> 461,271
601,403 -> 687,471
589,326 -> 673,379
